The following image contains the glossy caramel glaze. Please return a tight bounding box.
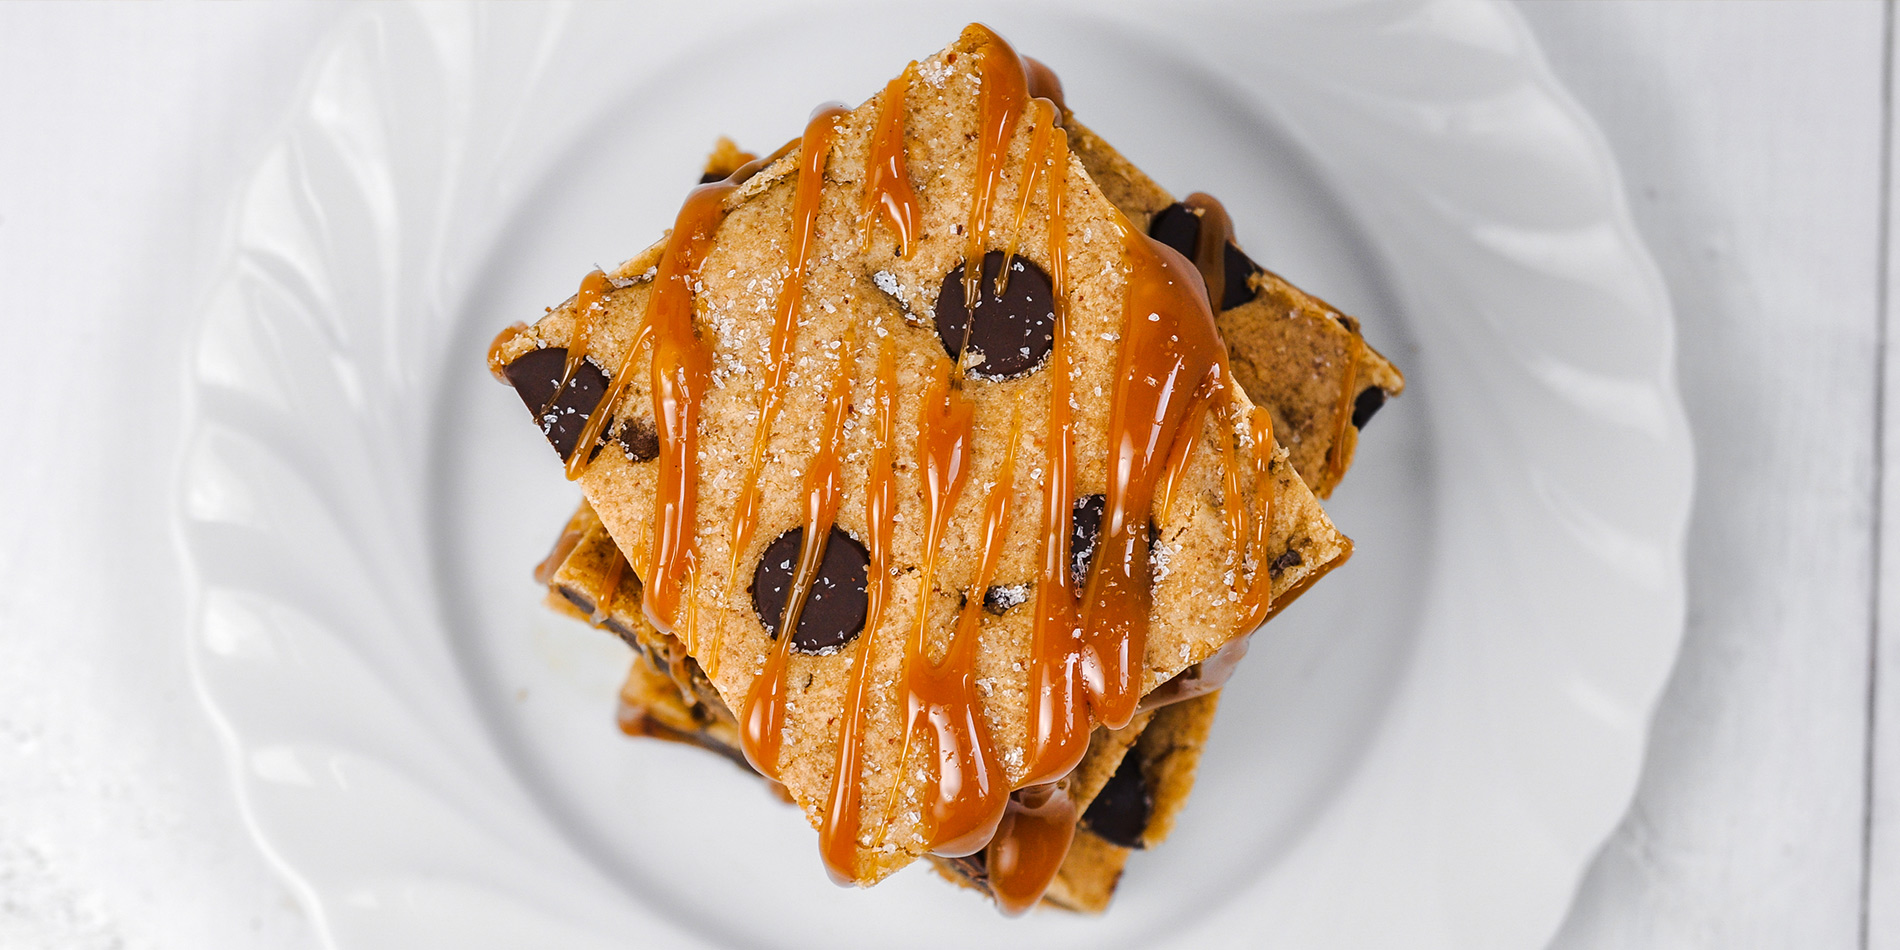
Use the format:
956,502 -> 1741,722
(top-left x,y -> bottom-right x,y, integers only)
591,550 -> 626,625
727,104 -> 850,589
960,24 -> 1028,316
1182,193 -> 1233,320
556,270 -> 615,479
1021,105 -> 1087,789
1076,223 -> 1231,731
740,332 -> 858,779
1023,56 -> 1067,120
487,322 -> 531,383
630,181 -> 736,633
880,358 -> 997,855
819,328 -> 899,884
862,65 -> 921,258
986,783 -> 1078,915
1321,329 -> 1365,492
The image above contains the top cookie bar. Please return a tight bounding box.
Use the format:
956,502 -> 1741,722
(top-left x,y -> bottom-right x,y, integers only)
489,25 -> 1350,890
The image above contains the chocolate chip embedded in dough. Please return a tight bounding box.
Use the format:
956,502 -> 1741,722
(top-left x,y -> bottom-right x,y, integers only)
1070,494 -> 1105,594
935,251 -> 1056,381
1269,548 -> 1303,579
1147,202 -> 1200,259
751,526 -> 871,654
1221,242 -> 1263,310
1351,386 -> 1387,429
503,346 -> 611,461
556,584 -> 596,617
617,420 -> 660,461
1080,750 -> 1153,849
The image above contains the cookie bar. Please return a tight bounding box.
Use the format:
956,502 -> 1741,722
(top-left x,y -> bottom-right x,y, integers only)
1067,122 -> 1405,498
491,23 -> 1360,908
576,111 -> 1403,908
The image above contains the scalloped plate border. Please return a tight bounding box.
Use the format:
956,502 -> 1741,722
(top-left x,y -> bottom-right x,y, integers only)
174,2 -> 1692,948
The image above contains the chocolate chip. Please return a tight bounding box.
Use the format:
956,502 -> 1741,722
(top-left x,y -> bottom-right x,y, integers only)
1147,202 -> 1200,259
751,526 -> 870,654
617,421 -> 659,461
1351,386 -> 1386,429
1269,548 -> 1302,579
943,849 -> 989,887
935,251 -> 1056,380
1221,242 -> 1262,310
1081,751 -> 1152,849
503,346 -> 611,462
1147,203 -> 1264,310
556,585 -> 595,617
604,618 -> 641,651
983,584 -> 1030,615
1071,494 -> 1105,594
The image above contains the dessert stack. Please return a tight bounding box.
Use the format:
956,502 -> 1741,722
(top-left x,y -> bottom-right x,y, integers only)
490,24 -> 1401,913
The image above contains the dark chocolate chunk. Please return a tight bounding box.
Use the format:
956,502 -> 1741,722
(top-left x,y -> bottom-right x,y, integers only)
983,584 -> 1030,615
1221,242 -> 1263,310
935,251 -> 1056,381
556,585 -> 595,617
1081,751 -> 1153,849
751,526 -> 871,654
1071,494 -> 1105,594
604,618 -> 641,651
1148,203 -> 1265,310
616,420 -> 659,461
1269,548 -> 1303,579
942,849 -> 989,888
502,346 -> 611,462
1351,386 -> 1387,429
1147,202 -> 1200,259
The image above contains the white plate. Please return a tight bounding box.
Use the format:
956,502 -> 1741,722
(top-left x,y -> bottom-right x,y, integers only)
175,2 -> 1693,947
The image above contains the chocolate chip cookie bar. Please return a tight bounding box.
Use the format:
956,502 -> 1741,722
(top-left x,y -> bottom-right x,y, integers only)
490,23 -> 1396,913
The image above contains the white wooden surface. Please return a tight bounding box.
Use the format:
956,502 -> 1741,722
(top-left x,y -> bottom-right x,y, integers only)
0,3 -> 1891,947
1518,3 -> 1890,948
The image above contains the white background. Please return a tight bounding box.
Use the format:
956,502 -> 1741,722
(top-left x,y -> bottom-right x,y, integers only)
0,2 -> 1891,947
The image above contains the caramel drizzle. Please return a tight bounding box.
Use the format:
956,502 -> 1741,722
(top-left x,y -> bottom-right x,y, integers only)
486,322 -> 531,383
591,552 -> 626,624
727,104 -> 851,590
818,326 -> 899,884
986,783 -> 1078,916
1154,368 -> 1226,521
1181,193 -> 1233,315
1023,57 -> 1067,120
1320,330 -> 1365,495
861,65 -> 920,258
1020,106 -> 1087,788
552,270 -> 618,478
628,181 -> 736,633
740,331 -> 859,779
531,521 -> 583,586
875,360 -> 976,845
1235,408 -> 1278,632
997,99 -> 1058,293
961,23 -> 1028,307
1077,223 -> 1231,731
889,389 -> 1021,856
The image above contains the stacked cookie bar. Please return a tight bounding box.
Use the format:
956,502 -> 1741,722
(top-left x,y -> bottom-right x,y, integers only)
492,24 -> 1400,913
